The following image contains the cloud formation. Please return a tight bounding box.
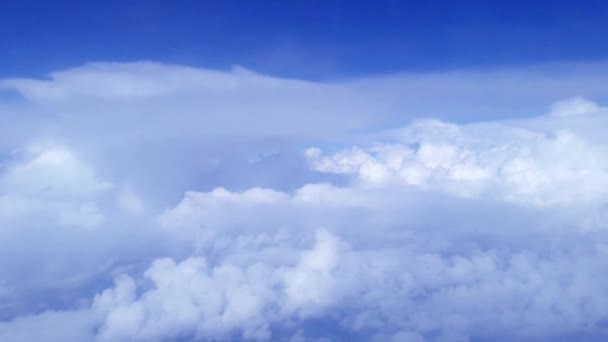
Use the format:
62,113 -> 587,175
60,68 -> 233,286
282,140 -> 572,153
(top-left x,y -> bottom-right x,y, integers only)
1,62 -> 608,341
307,104 -> 608,206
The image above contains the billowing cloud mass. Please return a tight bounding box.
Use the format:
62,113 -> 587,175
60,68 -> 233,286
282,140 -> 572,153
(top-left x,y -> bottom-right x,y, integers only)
1,62 -> 608,341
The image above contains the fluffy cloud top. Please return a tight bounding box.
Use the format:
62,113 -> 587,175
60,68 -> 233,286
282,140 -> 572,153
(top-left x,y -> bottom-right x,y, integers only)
307,109 -> 608,206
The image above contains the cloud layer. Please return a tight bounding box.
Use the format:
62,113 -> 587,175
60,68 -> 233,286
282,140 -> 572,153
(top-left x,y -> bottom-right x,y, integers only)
1,62 -> 608,341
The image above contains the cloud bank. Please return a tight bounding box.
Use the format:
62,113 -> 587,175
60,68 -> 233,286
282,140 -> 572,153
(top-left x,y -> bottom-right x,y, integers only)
1,62 -> 608,341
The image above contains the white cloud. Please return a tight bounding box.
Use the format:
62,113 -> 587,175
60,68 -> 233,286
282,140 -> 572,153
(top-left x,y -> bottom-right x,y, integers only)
0,143 -> 170,319
0,143 -> 112,199
0,62 -> 386,144
548,96 -> 605,117
3,172 -> 608,340
3,62 -> 608,341
0,143 -> 111,227
3,60 -> 608,149
308,112 -> 608,206
92,229 -> 344,341
282,230 -> 345,317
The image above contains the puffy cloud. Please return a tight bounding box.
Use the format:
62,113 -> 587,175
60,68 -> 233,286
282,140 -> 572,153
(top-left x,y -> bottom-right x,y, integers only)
282,230 -> 345,317
0,143 -> 172,319
0,143 -> 111,227
82,170 -> 608,340
4,61 -> 608,198
88,229 -> 344,341
308,113 -> 608,206
3,173 -> 608,340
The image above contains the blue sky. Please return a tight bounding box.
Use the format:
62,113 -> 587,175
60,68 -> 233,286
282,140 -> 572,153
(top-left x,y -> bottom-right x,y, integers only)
3,2 -> 608,342
2,0 -> 608,78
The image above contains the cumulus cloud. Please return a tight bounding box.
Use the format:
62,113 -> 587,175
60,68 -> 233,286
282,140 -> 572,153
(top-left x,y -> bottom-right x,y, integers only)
2,62 -> 608,341
0,143 -> 111,227
92,229 -> 345,342
7,176 -> 608,341
0,143 -> 172,319
308,115 -> 608,206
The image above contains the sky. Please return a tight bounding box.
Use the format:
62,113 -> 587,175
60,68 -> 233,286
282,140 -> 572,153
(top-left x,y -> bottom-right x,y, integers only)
2,1 -> 608,342
2,0 -> 608,78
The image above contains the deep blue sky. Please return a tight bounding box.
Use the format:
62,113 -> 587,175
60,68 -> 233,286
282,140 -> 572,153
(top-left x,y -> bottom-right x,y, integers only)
2,0 -> 608,79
